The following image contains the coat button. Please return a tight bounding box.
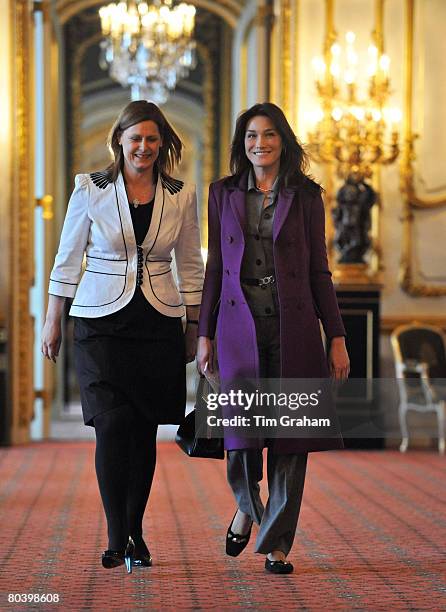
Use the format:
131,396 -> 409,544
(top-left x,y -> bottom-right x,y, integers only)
227,235 -> 234,243
255,234 -> 260,241
227,299 -> 235,306
265,307 -> 272,314
256,259 -> 262,265
225,269 -> 230,275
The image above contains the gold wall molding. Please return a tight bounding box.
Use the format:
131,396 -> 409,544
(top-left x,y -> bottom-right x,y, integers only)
269,0 -> 294,120
280,0 -> 291,119
269,0 -> 278,104
195,41 -> 215,246
370,0 -> 385,278
219,23 -> 232,177
239,15 -> 255,111
399,0 -> 446,296
290,0 -> 299,131
321,0 -> 337,265
10,0 -> 34,443
381,315 -> 446,334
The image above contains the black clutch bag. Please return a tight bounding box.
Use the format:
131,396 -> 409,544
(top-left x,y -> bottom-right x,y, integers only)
175,376 -> 224,459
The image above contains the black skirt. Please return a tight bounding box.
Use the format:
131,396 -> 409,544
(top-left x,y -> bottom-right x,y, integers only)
73,288 -> 186,426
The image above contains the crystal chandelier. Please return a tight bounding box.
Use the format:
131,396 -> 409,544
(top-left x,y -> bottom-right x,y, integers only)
99,0 -> 197,104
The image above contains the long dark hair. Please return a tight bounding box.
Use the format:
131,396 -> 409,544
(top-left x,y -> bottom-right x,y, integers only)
106,100 -> 182,181
229,102 -> 311,189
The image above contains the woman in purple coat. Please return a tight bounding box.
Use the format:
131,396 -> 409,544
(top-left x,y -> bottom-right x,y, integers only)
197,103 -> 350,574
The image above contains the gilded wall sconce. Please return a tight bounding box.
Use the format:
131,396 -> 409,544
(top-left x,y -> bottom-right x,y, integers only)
308,29 -> 401,284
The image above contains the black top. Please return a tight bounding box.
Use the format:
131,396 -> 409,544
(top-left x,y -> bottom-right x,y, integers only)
129,197 -> 155,246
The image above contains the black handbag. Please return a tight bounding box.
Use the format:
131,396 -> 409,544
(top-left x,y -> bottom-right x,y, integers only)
175,376 -> 224,459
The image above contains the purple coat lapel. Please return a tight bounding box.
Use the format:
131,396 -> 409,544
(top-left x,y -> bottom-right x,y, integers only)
228,170 -> 296,241
273,188 -> 296,242
229,187 -> 246,234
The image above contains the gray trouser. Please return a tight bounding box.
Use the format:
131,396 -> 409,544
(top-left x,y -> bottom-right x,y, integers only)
227,449 -> 307,555
226,315 -> 308,556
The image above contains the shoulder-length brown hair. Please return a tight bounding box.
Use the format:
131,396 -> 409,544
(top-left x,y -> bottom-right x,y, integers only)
106,100 -> 182,182
229,102 -> 312,189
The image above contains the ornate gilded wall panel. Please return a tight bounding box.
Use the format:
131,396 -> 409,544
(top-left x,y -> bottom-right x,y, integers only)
280,0 -> 292,119
10,0 -> 34,443
399,0 -> 446,296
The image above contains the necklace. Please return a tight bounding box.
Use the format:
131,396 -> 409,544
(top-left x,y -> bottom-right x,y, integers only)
256,184 -> 273,193
124,179 -> 155,208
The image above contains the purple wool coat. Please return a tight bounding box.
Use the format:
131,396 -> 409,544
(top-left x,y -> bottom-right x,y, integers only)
198,171 -> 346,453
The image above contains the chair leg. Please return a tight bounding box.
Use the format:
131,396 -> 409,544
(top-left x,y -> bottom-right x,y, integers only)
437,402 -> 445,455
398,403 -> 409,453
400,438 -> 409,453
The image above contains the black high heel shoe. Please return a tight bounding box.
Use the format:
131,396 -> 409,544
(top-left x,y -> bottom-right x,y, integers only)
226,510 -> 253,557
132,537 -> 152,567
102,538 -> 135,573
102,549 -> 125,569
124,538 -> 135,574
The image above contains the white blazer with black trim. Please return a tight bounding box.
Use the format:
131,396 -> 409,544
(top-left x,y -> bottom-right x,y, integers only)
49,170 -> 204,318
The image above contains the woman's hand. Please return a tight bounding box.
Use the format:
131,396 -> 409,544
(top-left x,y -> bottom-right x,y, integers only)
41,318 -> 62,363
329,336 -> 350,382
184,322 -> 198,363
196,336 -> 215,375
41,295 -> 66,363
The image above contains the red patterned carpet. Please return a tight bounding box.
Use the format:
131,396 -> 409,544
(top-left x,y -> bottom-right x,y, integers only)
0,442 -> 445,611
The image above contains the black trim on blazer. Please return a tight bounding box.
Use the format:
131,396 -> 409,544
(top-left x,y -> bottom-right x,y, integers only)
72,183 -> 128,308
143,188 -> 182,306
85,269 -> 125,277
146,189 -> 164,258
90,170 -> 111,189
150,269 -> 171,277
49,278 -> 78,286
147,258 -> 172,263
161,174 -> 184,194
86,254 -> 127,262
146,262 -> 183,307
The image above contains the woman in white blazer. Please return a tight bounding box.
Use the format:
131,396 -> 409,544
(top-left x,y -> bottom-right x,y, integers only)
42,101 -> 203,573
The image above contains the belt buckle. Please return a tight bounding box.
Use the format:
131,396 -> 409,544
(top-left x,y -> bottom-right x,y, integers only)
259,275 -> 274,287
